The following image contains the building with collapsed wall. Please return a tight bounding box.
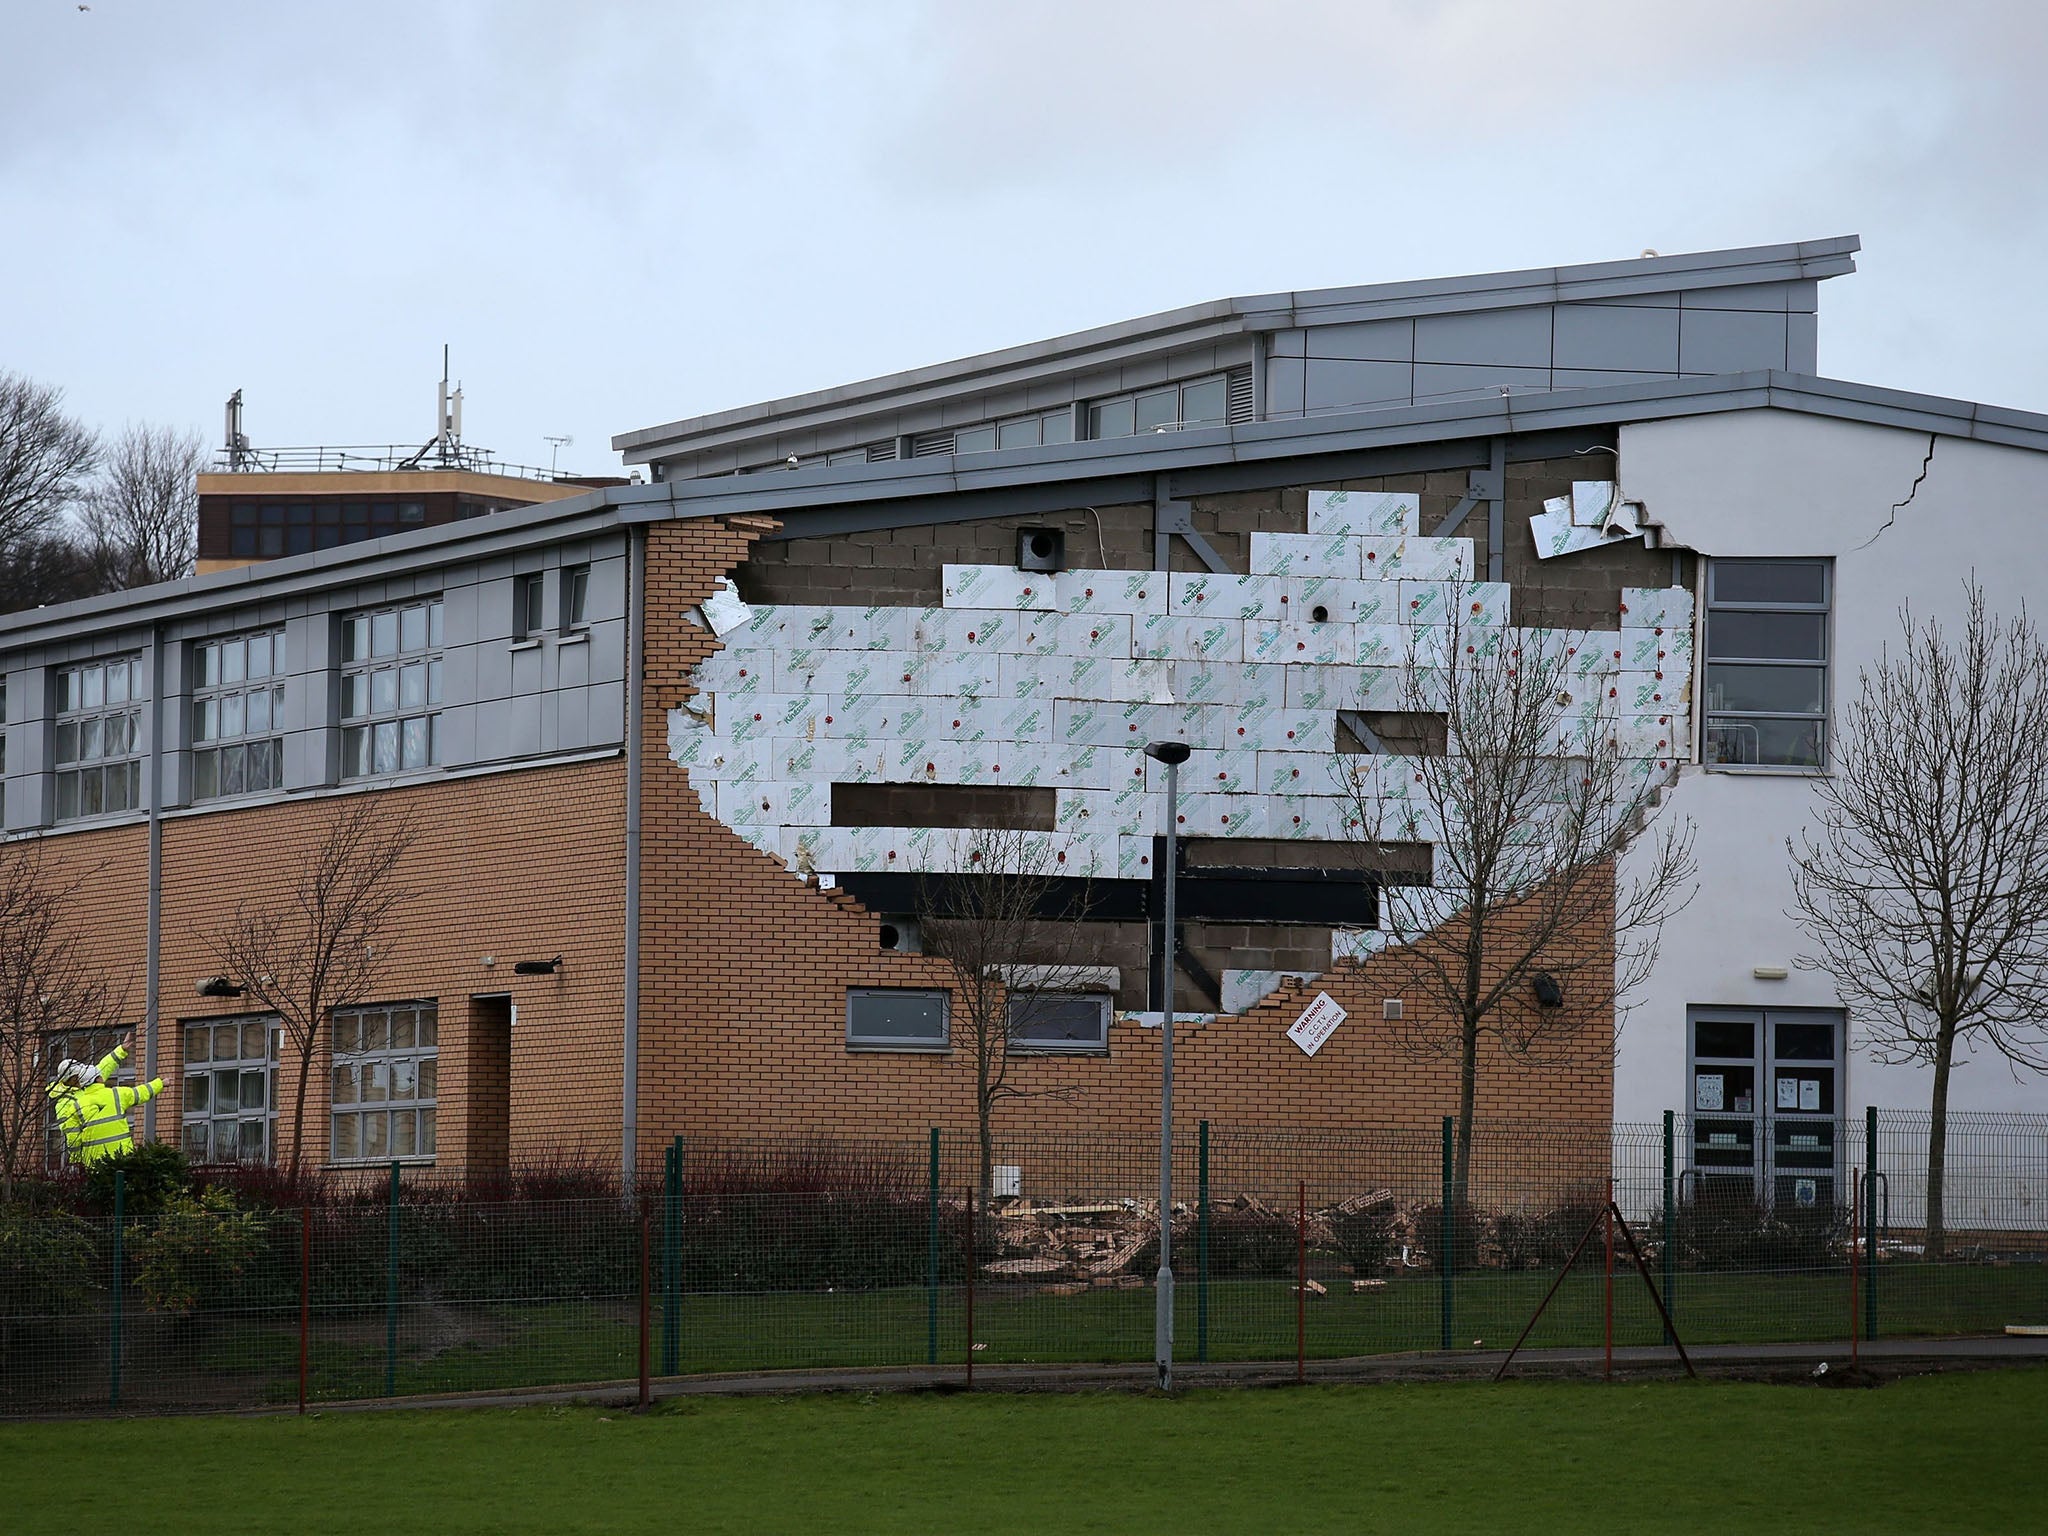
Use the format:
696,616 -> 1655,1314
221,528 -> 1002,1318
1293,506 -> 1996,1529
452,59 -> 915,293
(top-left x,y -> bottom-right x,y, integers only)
3,235 -> 2042,1200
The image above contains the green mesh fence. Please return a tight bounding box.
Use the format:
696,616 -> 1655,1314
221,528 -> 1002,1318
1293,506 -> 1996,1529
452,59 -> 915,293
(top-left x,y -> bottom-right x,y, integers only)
3,1111 -> 2044,1416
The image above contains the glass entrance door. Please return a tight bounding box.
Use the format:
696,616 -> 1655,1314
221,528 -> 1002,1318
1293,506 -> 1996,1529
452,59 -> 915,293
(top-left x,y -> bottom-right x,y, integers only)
1688,1006 -> 1843,1206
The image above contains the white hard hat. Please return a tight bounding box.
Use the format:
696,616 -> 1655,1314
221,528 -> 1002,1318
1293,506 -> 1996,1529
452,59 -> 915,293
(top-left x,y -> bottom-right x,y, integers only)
55,1059 -> 99,1087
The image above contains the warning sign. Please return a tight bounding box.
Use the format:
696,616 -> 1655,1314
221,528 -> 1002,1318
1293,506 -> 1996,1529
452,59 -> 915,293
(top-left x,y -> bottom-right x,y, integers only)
1287,992 -> 1347,1057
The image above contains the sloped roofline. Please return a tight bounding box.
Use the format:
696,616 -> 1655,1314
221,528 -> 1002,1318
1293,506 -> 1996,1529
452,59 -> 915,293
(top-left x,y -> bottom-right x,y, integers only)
16,360 -> 2048,650
611,236 -> 1861,458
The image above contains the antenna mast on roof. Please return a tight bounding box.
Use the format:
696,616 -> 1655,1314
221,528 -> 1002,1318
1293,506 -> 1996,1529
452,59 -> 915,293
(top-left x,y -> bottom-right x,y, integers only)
222,388 -> 254,469
435,344 -> 465,466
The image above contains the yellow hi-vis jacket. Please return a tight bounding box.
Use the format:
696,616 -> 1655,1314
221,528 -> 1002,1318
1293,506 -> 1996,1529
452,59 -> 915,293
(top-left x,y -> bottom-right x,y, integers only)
48,1044 -> 164,1165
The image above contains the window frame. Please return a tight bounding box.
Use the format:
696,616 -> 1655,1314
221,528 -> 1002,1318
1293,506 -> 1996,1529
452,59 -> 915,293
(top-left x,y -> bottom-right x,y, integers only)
53,654 -> 146,822
1005,991 -> 1111,1056
559,564 -> 591,635
1701,557 -> 1832,773
1086,370 -> 1237,441
190,628 -> 287,802
328,1000 -> 439,1165
845,988 -> 951,1053
42,1026 -> 135,1169
339,598 -> 444,781
180,1012 -> 281,1165
514,571 -> 546,641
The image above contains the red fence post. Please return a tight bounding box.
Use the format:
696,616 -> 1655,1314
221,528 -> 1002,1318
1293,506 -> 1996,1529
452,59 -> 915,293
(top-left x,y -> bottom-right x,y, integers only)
638,1206 -> 652,1410
1297,1178 -> 1307,1385
965,1186 -> 976,1391
298,1203 -> 311,1416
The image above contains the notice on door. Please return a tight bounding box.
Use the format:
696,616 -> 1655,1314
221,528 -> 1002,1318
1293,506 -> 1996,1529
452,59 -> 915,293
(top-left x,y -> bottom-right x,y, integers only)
1287,992 -> 1347,1057
1694,1073 -> 1725,1112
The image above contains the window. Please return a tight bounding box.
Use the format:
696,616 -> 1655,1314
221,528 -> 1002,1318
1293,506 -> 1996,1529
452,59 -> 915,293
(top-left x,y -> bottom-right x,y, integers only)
340,598 -> 443,779
192,629 -> 285,800
953,408 -> 1075,456
1702,559 -> 1830,768
181,1014 -> 280,1164
1688,1007 -> 1842,1207
55,656 -> 145,819
1,674 -> 7,774
560,565 -> 590,633
846,988 -> 949,1051
227,499 -> 429,558
1007,992 -> 1110,1054
43,1026 -> 134,1168
1087,369 -> 1242,440
330,1001 -> 438,1162
514,572 -> 545,640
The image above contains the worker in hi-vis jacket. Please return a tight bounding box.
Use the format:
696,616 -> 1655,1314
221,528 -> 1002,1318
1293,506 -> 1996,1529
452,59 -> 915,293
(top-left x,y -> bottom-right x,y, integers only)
47,1037 -> 164,1165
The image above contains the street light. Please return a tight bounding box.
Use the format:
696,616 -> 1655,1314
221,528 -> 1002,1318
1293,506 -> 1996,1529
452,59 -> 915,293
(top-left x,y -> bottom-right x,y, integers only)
1144,738 -> 1191,1391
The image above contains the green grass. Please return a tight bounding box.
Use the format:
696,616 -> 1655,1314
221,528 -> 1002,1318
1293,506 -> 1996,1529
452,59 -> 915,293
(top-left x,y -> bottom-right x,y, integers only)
6,1371 -> 2047,1533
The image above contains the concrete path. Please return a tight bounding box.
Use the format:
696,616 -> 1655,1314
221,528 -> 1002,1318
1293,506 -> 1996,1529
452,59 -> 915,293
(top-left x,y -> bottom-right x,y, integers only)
284,1333 -> 2048,1416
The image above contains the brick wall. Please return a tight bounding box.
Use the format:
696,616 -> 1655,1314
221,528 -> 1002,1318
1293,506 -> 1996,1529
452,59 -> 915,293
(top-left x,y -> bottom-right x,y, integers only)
4,758 -> 627,1176
636,516 -> 1616,1160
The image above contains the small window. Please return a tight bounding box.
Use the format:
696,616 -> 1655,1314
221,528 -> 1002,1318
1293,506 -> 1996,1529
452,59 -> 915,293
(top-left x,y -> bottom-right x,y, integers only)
330,1001 -> 438,1163
1703,557 -> 1831,769
561,565 -> 590,633
1007,992 -> 1109,1055
846,988 -> 949,1051
515,573 -> 545,640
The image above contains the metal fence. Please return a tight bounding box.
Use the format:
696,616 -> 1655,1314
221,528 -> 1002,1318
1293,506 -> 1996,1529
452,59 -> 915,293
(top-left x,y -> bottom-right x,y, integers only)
4,1110 -> 2044,1416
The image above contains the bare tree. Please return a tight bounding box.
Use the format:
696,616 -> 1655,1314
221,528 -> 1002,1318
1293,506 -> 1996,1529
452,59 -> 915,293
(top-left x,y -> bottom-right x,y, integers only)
0,841 -> 131,1195
77,423 -> 202,590
0,371 -> 97,550
1344,589 -> 1696,1213
0,528 -> 98,615
917,826 -> 1094,1199
1789,584 -> 2048,1257
205,800 -> 417,1179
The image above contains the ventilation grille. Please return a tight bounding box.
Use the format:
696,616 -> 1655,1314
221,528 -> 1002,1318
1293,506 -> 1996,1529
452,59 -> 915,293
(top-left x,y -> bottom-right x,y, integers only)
865,441 -> 900,463
908,429 -> 955,457
1226,365 -> 1255,424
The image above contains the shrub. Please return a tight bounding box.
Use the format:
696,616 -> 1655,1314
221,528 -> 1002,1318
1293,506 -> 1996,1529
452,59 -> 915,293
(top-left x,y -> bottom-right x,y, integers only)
0,1203 -> 100,1317
132,1186 -> 267,1315
1680,1188 -> 1848,1272
1409,1202 -> 1486,1272
1206,1207 -> 1298,1277
84,1143 -> 189,1217
1490,1198 -> 1608,1271
1328,1199 -> 1399,1276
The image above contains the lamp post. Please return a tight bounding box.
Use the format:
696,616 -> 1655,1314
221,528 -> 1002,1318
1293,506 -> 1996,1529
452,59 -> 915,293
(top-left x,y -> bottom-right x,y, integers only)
1144,738 -> 1191,1391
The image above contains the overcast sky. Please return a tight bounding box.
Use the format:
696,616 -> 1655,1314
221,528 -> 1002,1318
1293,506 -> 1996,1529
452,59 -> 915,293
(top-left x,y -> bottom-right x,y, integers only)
4,1 -> 2043,478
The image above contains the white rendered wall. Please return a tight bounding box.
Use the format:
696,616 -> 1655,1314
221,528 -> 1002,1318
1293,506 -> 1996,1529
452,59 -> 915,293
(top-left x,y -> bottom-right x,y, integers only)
1617,409 -> 2048,1125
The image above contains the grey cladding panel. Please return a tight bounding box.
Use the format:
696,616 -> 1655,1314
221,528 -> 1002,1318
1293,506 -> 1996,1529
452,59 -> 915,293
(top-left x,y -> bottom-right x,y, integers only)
1303,358 -> 1411,414
1553,303 -> 1680,373
1680,281 -> 1807,312
1412,362 -> 1551,404
1679,308 -> 1789,374
1266,357 -> 1305,418
1302,318 -> 1414,362
1788,313 -> 1818,374
1414,305 -> 1554,367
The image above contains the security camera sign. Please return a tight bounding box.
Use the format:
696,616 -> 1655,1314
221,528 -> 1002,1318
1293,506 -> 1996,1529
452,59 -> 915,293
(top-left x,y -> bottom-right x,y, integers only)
1287,992 -> 1347,1057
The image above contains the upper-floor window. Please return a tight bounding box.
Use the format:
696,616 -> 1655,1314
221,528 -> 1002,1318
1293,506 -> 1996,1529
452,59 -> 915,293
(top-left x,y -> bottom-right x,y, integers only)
340,598 -> 443,779
192,628 -> 286,799
182,1013 -> 280,1164
1,674 -> 7,774
954,408 -> 1076,456
1702,559 -> 1830,770
228,499 -> 427,558
515,572 -> 545,640
1087,369 -> 1241,440
55,655 -> 145,819
330,1001 -> 438,1163
561,565 -> 590,633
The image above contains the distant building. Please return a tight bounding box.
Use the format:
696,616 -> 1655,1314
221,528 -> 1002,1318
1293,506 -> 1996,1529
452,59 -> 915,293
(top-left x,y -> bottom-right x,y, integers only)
4,237 -> 2038,1211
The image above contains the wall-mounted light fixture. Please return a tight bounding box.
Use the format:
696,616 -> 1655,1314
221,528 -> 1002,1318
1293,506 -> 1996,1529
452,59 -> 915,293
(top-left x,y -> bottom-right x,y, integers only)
1752,965 -> 1789,981
513,956 -> 563,976
197,977 -> 244,998
1533,973 -> 1564,1009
